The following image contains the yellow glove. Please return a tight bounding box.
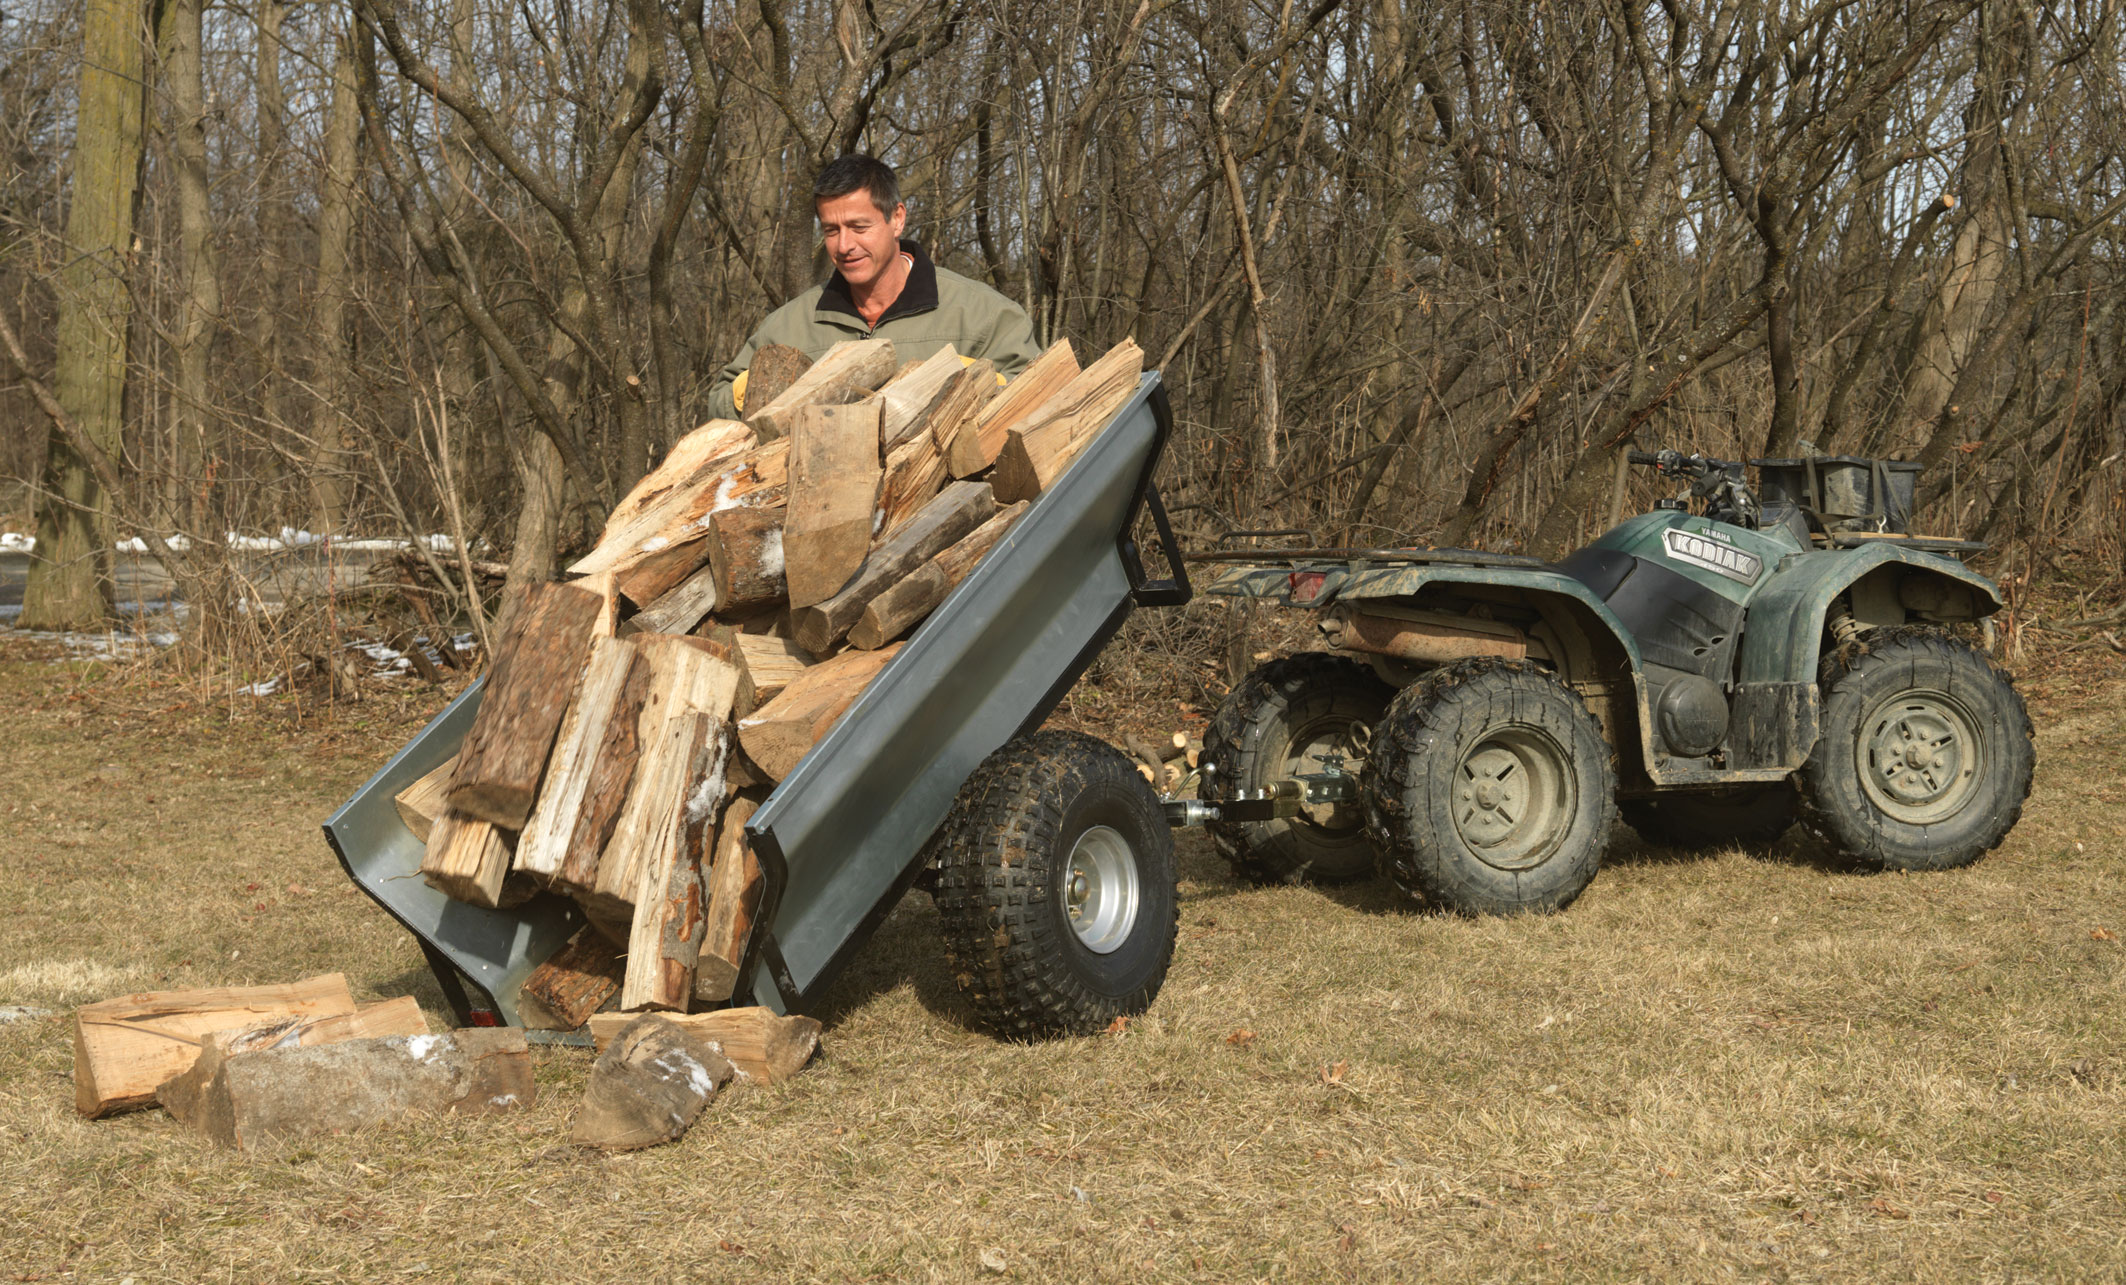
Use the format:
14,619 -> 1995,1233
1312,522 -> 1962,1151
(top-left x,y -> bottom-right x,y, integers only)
732,368 -> 750,413
958,353 -> 1009,388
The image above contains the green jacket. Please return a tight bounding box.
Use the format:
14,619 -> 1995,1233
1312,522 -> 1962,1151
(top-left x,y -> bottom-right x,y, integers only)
705,240 -> 1040,420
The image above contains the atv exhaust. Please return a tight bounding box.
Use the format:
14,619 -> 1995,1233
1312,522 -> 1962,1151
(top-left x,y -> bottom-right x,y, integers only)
1319,604 -> 1531,665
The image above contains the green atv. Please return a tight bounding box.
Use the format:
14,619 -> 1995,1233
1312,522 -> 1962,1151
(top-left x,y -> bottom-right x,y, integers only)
1195,450 -> 2034,915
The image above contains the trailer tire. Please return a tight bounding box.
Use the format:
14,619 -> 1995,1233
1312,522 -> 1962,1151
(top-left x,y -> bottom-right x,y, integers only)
1203,654 -> 1390,885
1619,785 -> 1795,851
1362,658 -> 1615,915
933,731 -> 1178,1038
1797,626 -> 2033,871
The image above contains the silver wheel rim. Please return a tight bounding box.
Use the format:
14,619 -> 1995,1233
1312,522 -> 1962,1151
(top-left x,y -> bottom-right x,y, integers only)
1859,687 -> 1984,824
1451,727 -> 1574,871
1063,825 -> 1140,954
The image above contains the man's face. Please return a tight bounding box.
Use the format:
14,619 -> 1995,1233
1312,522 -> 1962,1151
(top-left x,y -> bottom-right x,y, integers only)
818,190 -> 906,290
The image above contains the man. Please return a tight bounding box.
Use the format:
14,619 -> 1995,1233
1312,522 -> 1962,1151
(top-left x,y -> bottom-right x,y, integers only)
704,155 -> 1041,420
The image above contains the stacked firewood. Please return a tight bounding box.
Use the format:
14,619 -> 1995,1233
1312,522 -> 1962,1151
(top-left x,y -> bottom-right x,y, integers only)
399,334 -> 1146,1023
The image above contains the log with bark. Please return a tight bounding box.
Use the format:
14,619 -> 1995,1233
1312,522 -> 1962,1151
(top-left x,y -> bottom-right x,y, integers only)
619,718 -> 726,1010
706,504 -> 787,613
515,636 -> 640,884
586,1007 -> 822,1084
618,563 -> 720,637
789,480 -> 998,653
569,420 -> 756,576
782,402 -> 883,609
546,646 -> 653,899
875,344 -> 963,451
746,338 -> 896,441
735,643 -> 902,781
73,973 -> 358,1118
848,501 -> 1028,649
991,338 -> 1145,504
446,580 -> 604,828
743,343 -> 812,412
695,794 -> 762,1002
947,340 -> 1078,476
516,926 -> 624,1030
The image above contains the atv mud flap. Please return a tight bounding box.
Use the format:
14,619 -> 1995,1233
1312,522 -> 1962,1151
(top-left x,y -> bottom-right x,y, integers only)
323,374 -> 1187,1025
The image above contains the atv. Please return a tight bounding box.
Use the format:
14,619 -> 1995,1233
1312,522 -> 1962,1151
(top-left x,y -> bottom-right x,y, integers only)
1193,449 -> 2035,915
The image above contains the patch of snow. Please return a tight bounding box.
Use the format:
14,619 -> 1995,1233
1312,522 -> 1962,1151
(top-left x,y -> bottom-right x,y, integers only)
488,1093 -> 520,1108
403,1034 -> 444,1062
638,535 -> 671,553
238,677 -> 283,697
683,734 -> 731,827
0,532 -> 32,554
760,529 -> 785,578
0,1005 -> 53,1023
650,1047 -> 717,1097
873,506 -> 886,536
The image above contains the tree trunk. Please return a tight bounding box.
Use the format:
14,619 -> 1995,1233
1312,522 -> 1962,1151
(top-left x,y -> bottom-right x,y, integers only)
306,16 -> 364,535
166,0 -> 229,651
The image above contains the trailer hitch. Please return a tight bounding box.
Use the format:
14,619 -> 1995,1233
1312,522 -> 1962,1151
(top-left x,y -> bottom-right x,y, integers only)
1164,759 -> 1359,828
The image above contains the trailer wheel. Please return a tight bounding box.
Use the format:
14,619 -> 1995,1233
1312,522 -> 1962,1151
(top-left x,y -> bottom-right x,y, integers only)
1361,658 -> 1615,915
933,731 -> 1178,1038
1203,654 -> 1391,885
1619,785 -> 1795,851
1797,627 -> 2033,871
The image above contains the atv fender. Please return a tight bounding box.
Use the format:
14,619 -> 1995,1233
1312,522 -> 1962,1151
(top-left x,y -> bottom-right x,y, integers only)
1737,545 -> 2002,686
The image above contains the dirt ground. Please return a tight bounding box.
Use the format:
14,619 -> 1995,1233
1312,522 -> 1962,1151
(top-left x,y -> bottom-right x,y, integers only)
1,626 -> 2122,1283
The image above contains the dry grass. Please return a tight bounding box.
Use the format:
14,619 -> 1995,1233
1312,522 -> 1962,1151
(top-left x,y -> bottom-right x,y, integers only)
1,626 -> 2123,1284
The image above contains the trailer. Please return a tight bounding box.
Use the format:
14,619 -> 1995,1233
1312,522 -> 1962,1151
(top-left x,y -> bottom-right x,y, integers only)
324,373 -> 1197,1037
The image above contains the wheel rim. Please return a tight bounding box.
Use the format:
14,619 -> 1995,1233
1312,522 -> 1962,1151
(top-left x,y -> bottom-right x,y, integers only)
1285,714 -> 1369,833
1858,687 -> 1985,825
1063,825 -> 1140,954
1451,727 -> 1575,871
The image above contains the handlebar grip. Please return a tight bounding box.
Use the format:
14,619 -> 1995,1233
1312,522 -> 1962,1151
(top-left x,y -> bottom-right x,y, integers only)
1627,450 -> 1660,466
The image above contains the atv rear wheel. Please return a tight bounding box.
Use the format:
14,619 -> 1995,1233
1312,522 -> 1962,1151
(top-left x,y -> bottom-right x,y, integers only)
932,731 -> 1178,1037
1361,658 -> 1616,915
1203,654 -> 1390,884
1797,627 -> 2033,871
1619,785 -> 1795,851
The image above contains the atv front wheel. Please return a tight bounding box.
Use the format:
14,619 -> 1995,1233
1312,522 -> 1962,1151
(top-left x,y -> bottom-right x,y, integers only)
1797,627 -> 2033,871
1619,785 -> 1795,851
933,731 -> 1178,1037
1362,658 -> 1616,915
1203,654 -> 1390,884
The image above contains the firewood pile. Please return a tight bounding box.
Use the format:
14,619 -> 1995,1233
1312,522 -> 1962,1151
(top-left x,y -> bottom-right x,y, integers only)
403,335 -> 1147,1023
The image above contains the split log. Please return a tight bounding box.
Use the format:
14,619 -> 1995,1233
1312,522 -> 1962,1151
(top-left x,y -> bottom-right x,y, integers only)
732,633 -> 814,711
620,719 -> 727,1011
516,927 -> 624,1030
736,643 -> 902,781
877,426 -> 948,536
746,338 -> 896,441
743,343 -> 812,412
619,563 -> 720,637
446,580 -> 604,828
947,340 -> 1077,476
418,805 -> 516,908
848,501 -> 1027,649
696,796 -> 762,1002
160,1028 -> 532,1150
392,754 -> 457,844
612,535 -> 709,609
706,505 -> 787,613
72,973 -> 356,1118
515,637 -> 638,882
570,420 -> 756,575
155,997 -> 430,1125
572,1015 -> 734,1151
590,639 -> 741,915
783,402 -> 882,609
790,481 -> 997,653
549,646 -> 653,898
918,359 -> 997,457
876,344 -> 962,451
991,338 -> 1144,505
587,1007 -> 821,1084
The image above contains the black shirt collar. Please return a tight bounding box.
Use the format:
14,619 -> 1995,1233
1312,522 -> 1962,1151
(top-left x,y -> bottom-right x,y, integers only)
817,238 -> 939,325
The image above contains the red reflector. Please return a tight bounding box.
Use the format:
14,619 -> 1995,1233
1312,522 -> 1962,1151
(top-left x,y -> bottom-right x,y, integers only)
465,1009 -> 501,1027
1289,571 -> 1327,602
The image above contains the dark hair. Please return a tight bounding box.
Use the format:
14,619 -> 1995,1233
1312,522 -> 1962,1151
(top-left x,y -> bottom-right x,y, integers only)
814,154 -> 901,216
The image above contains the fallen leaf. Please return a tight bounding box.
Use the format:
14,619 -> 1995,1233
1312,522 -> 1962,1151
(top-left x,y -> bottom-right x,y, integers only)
1226,1028 -> 1257,1047
2092,928 -> 2116,941
1867,1197 -> 1910,1220
1320,1060 -> 1347,1086
1104,1016 -> 1131,1036
1983,1191 -> 2003,1204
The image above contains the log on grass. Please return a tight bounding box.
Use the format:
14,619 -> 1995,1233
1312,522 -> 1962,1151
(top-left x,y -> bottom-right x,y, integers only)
706,504 -> 787,613
446,580 -> 604,828
587,1007 -> 822,1084
619,563 -> 720,637
875,344 -> 962,451
783,402 -> 882,609
517,928 -> 625,1030
156,997 -> 430,1126
736,643 -> 902,781
743,343 -> 812,413
790,481 -> 997,653
570,420 -> 756,575
392,754 -> 458,844
947,340 -> 1077,476
695,795 -> 762,1003
848,501 -> 1027,649
991,339 -> 1145,504
746,338 -> 896,441
419,805 -> 516,908
72,973 -> 357,1118
572,1015 -> 734,1151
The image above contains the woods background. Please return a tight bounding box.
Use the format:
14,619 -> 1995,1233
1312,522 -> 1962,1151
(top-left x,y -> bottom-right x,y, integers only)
4,0 -> 2124,649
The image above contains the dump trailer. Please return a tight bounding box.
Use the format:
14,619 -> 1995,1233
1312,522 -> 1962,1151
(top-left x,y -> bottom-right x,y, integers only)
325,374 -> 1194,1038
